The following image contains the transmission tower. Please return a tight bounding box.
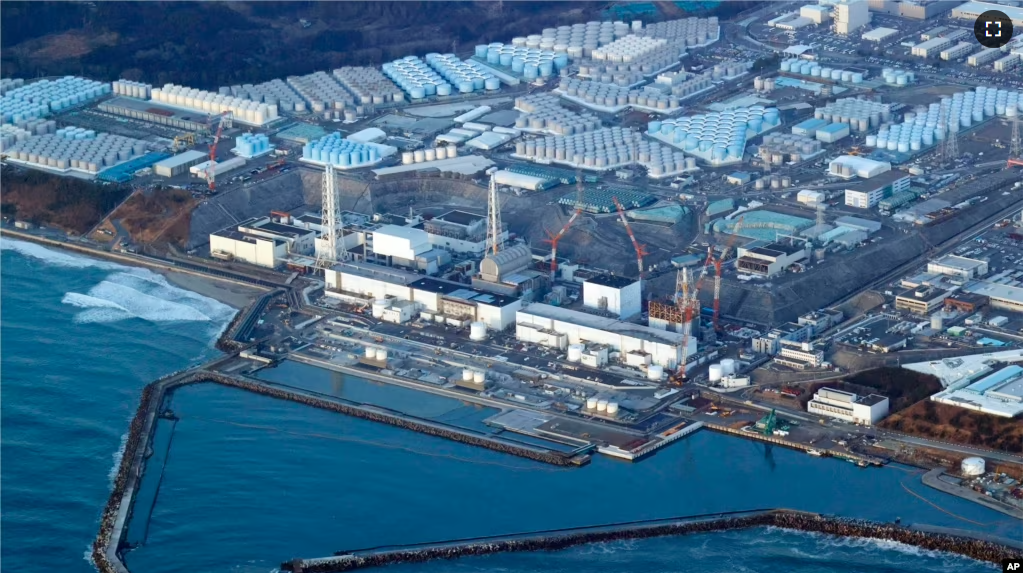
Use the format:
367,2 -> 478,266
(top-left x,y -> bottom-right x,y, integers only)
815,202 -> 826,229
316,164 -> 345,269
486,173 -> 504,256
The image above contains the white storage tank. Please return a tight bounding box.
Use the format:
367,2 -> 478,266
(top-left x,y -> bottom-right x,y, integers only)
647,364 -> 664,381
567,344 -> 584,362
596,399 -> 608,412
586,397 -> 599,409
961,457 -> 985,476
371,299 -> 389,318
375,348 -> 389,362
473,371 -> 486,384
462,368 -> 474,381
709,364 -> 723,382
469,321 -> 487,341
606,402 -> 619,416
365,346 -> 377,358
720,358 -> 736,376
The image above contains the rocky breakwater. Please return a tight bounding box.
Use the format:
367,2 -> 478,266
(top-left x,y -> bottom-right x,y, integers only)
281,510 -> 1022,573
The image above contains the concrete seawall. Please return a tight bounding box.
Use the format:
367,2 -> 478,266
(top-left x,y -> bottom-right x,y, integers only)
279,509 -> 1021,572
92,367 -> 583,573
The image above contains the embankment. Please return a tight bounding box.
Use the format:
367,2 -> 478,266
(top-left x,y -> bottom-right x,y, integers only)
281,510 -> 1021,573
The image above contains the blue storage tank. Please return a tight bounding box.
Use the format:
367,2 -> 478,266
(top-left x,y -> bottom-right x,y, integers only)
458,81 -> 473,93
512,57 -> 525,73
648,121 -> 662,134
329,150 -> 340,164
487,50 -> 500,64
436,83 -> 452,96
523,64 -> 538,79
500,54 -> 513,66
472,77 -> 485,90
368,148 -> 380,162
410,87 -> 426,99
485,77 -> 501,91
539,62 -> 554,77
423,83 -> 437,96
475,45 -> 489,58
338,153 -> 351,167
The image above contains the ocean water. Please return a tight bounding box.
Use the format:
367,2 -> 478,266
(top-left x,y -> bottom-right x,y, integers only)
0,238 -> 1014,573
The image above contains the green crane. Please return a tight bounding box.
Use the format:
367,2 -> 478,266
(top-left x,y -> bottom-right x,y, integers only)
757,409 -> 777,436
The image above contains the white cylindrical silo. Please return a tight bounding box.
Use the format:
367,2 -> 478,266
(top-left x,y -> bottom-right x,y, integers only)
596,399 -> 608,412
473,371 -> 485,384
469,321 -> 487,341
586,397 -> 599,410
647,364 -> 664,381
961,457 -> 985,476
462,368 -> 474,381
365,346 -> 377,358
606,402 -> 619,416
567,344 -> 584,362
709,364 -> 723,382
371,299 -> 389,318
375,348 -> 388,362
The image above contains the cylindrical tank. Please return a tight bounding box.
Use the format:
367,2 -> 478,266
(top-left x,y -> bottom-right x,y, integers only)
709,364 -> 723,383
586,397 -> 599,410
720,358 -> 736,376
961,457 -> 985,476
365,347 -> 376,358
371,299 -> 389,318
469,321 -> 487,341
375,348 -> 388,362
596,399 -> 608,412
473,371 -> 485,384
931,314 -> 944,330
567,344 -> 584,362
648,364 -> 664,381
606,402 -> 619,416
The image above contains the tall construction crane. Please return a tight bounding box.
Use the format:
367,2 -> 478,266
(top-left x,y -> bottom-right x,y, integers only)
669,256 -> 713,386
711,215 -> 745,332
612,196 -> 649,276
544,171 -> 585,282
205,111 -> 232,193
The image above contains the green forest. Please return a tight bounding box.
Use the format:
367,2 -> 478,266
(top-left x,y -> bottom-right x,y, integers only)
1,167 -> 131,233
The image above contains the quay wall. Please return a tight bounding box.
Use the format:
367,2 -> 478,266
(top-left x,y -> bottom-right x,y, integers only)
92,369 -> 578,573
281,510 -> 1021,573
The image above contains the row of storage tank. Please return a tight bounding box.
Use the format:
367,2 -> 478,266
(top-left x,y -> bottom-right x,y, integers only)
0,119 -> 57,150
363,346 -> 390,363
759,133 -> 822,163
558,78 -> 680,111
814,98 -> 891,132
233,133 -> 272,158
753,77 -> 777,93
473,43 -> 567,79
0,78 -> 25,96
334,66 -> 405,106
220,78 -> 308,114
585,397 -> 620,415
637,16 -> 718,45
494,20 -> 630,60
112,80 -> 152,99
780,59 -> 865,84
401,146 -> 459,164
671,74 -> 715,99
1,76 -> 111,124
649,107 -> 778,161
302,133 -> 382,168
590,35 -> 668,63
287,71 -> 353,113
3,129 -> 146,173
515,127 -> 695,176
424,53 -> 502,93
753,175 -> 793,190
514,94 -> 602,135
577,44 -> 681,87
150,84 -> 279,125
881,68 -> 916,86
385,56 -> 470,99
707,359 -> 738,383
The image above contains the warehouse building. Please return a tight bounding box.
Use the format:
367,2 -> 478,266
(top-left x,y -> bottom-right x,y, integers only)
994,54 -> 1021,73
736,241 -> 808,277
800,5 -> 832,23
832,216 -> 882,235
515,303 -> 696,368
928,254 -> 988,279
940,42 -> 976,60
797,308 -> 845,337
190,157 -> 247,181
816,123 -> 850,143
752,322 -> 814,355
968,47 -> 1003,66
829,156 -> 891,179
153,150 -> 207,177
911,37 -> 953,57
493,169 -> 558,191
210,216 -> 317,268
369,224 -> 450,275
98,97 -> 212,132
862,27 -> 897,42
843,170 -> 910,208
952,1 -> 1023,27
775,339 -> 825,369
963,281 -> 1023,313
920,25 -> 947,40
583,274 -> 642,319
792,118 -> 829,137
895,286 -> 953,315
808,387 -> 889,425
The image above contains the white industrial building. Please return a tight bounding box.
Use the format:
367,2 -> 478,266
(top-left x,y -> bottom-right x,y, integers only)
190,156 -> 246,181
774,339 -> 825,369
928,255 -> 988,279
797,189 -> 827,207
800,4 -> 832,23
951,1 -> 1023,27
829,155 -> 891,179
994,54 -> 1021,73
515,303 -> 696,369
832,0 -> 870,35
963,281 -> 1023,313
904,351 -> 1023,418
736,242 -> 808,277
583,274 -> 642,319
842,170 -> 911,208
473,243 -> 547,297
862,27 -> 897,42
968,48 -> 1003,66
422,210 -> 499,255
369,224 -> 451,275
153,150 -> 207,177
323,263 -> 521,330
492,169 -> 549,191
210,216 -> 317,268
911,37 -> 953,58
808,387 -> 890,425
940,42 -> 976,61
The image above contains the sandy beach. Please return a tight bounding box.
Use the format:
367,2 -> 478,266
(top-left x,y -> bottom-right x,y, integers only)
159,269 -> 267,309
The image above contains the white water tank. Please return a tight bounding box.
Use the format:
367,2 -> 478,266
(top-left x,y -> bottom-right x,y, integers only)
606,402 -> 619,415
596,399 -> 608,412
365,346 -> 376,358
434,314 -> 445,323
473,371 -> 486,384
586,397 -> 599,409
720,358 -> 736,376
709,364 -> 724,382
931,313 -> 944,331
375,349 -> 389,362
469,321 -> 487,341
462,368 -> 474,381
567,344 -> 584,362
961,457 -> 985,476
648,364 -> 664,381
372,299 -> 389,318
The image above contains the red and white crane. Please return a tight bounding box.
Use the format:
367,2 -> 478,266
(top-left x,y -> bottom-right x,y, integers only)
612,196 -> 649,276
544,172 -> 584,282
672,252 -> 713,384
205,111 -> 232,193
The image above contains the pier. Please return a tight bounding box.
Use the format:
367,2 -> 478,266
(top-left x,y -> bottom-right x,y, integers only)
279,508 -> 1021,572
701,421 -> 887,466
